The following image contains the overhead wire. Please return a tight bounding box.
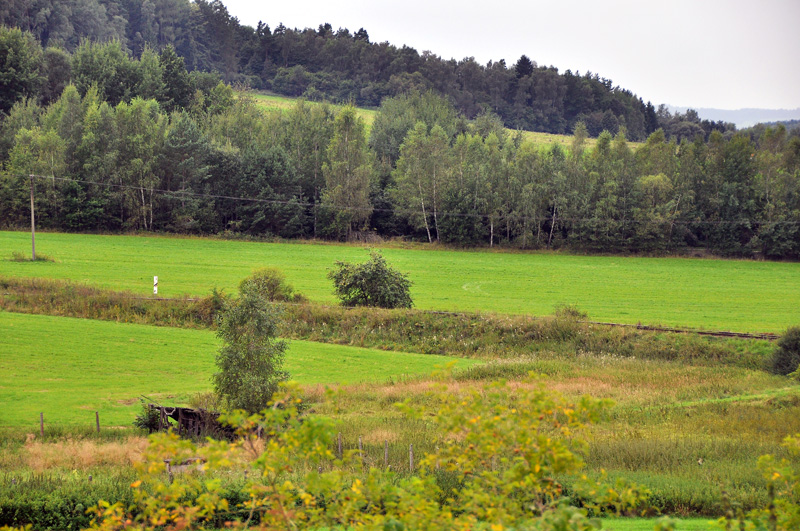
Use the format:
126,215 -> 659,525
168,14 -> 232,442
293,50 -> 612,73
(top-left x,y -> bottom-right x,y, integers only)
16,172 -> 800,227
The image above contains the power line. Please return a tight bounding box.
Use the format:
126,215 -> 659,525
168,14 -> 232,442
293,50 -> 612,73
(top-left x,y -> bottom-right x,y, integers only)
19,172 -> 800,227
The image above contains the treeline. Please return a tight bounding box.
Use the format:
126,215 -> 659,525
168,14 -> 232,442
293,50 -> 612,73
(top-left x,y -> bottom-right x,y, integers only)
1,57 -> 798,258
0,0 -> 734,141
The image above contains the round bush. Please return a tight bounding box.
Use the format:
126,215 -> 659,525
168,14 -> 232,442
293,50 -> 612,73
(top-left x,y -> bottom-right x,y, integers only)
770,326 -> 800,375
239,268 -> 303,302
327,250 -> 413,309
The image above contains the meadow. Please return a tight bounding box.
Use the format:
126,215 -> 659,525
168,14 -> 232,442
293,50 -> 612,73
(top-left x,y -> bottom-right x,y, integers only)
251,92 -> 377,128
314,355 -> 798,515
2,311 -> 796,517
2,229 -> 799,527
0,311 -> 477,427
2,230 -> 798,332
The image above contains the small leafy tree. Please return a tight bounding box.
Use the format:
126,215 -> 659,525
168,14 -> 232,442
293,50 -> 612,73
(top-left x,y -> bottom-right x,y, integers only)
770,326 -> 800,376
212,286 -> 288,414
328,250 -> 413,308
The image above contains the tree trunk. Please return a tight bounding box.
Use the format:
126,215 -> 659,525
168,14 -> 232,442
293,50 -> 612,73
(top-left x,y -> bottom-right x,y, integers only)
418,179 -> 432,243
522,217 -> 528,248
140,187 -> 148,230
432,167 -> 440,242
548,208 -> 557,246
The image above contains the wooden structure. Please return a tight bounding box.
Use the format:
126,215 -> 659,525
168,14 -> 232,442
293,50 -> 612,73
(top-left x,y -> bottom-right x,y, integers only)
149,404 -> 235,439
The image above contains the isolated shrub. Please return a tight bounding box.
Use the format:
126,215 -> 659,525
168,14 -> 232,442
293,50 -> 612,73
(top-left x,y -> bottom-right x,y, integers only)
554,303 -> 589,320
239,267 -> 304,302
213,287 -> 288,414
328,250 -> 413,309
133,399 -> 160,433
770,326 -> 800,375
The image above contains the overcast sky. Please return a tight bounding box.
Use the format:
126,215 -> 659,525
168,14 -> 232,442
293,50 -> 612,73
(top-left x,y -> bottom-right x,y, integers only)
222,0 -> 800,111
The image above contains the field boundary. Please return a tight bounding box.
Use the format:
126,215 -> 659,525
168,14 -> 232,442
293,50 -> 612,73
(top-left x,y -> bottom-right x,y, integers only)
71,293 -> 782,341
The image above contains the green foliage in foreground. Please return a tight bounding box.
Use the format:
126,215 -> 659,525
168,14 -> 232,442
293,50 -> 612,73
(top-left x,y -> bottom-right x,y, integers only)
8,382 -> 796,531
2,231 -> 799,332
0,311 -> 477,426
0,472 -> 136,531
75,382 -> 664,531
604,520 -> 711,531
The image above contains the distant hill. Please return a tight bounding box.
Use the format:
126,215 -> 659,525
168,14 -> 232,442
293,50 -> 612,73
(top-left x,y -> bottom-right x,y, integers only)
0,0 -> 661,140
667,106 -> 800,128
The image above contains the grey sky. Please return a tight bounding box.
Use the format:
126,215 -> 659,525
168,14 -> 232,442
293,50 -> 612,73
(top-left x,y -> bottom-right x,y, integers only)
223,0 -> 800,111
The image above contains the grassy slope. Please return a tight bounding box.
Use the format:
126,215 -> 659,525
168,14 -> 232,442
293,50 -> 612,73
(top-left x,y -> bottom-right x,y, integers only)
251,93 -> 377,129
0,311 -> 477,427
2,231 -> 798,332
251,92 -> 639,149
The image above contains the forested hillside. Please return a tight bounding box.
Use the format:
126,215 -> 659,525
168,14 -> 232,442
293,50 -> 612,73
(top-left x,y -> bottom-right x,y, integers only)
1,7 -> 799,258
0,0 -> 735,141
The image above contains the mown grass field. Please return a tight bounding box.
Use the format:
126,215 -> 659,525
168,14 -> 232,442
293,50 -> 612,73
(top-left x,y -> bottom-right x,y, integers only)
515,128 -> 600,149
2,231 -> 798,332
251,92 -> 377,129
0,311 -> 477,427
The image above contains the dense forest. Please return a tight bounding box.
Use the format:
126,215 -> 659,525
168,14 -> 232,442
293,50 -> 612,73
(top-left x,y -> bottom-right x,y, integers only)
1,7 -> 799,259
0,0 -> 737,141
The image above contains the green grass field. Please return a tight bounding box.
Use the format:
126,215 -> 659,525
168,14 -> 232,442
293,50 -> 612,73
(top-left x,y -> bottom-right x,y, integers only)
251,92 -> 377,128
2,231 -> 798,332
0,311 -> 477,427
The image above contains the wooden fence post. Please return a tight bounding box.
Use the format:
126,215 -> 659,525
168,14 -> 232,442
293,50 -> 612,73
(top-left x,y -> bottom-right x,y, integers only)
40,412 -> 44,437
358,436 -> 364,467
95,411 -> 100,434
337,432 -> 342,459
384,440 -> 389,469
409,443 -> 414,472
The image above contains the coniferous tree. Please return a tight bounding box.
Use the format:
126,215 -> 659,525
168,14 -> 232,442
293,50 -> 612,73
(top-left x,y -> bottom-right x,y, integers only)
514,54 -> 534,78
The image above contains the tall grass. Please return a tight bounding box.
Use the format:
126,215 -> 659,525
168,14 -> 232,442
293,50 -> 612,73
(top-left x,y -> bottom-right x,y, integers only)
2,365 -> 798,521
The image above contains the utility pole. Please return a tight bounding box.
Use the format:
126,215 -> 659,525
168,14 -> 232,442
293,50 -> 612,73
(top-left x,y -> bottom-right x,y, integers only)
29,174 -> 36,260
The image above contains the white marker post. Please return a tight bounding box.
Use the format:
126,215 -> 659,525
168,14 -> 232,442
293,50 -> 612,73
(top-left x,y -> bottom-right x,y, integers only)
154,276 -> 158,295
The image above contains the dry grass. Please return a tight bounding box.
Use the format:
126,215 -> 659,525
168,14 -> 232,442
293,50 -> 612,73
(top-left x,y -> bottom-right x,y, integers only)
21,436 -> 148,472
361,429 -> 400,445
